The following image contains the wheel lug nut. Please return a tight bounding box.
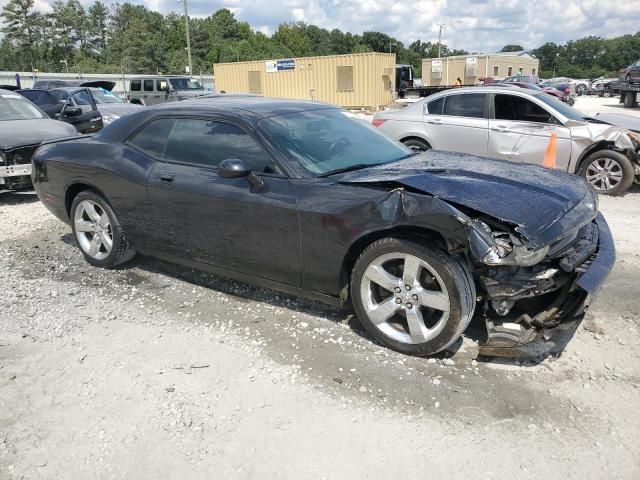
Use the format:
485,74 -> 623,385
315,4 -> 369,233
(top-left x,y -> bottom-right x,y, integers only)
412,294 -> 418,300
394,287 -> 401,293
395,298 -> 402,304
406,303 -> 413,309
405,285 -> 411,291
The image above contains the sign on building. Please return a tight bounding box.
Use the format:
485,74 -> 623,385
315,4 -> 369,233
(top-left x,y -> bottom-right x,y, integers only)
431,59 -> 442,78
266,59 -> 296,73
465,57 -> 478,77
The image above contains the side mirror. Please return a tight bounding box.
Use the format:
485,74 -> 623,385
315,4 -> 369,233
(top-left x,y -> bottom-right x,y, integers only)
218,158 -> 264,188
63,107 -> 83,117
218,158 -> 251,178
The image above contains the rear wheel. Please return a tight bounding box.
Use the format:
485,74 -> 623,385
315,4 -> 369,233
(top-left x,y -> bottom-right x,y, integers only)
70,190 -> 136,267
578,150 -> 635,196
351,238 -> 475,356
402,138 -> 431,152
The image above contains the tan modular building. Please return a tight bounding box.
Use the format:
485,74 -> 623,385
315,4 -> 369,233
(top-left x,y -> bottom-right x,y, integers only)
422,51 -> 539,86
214,53 -> 395,109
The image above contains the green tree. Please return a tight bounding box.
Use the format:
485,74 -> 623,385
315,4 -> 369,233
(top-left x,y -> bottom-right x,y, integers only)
500,44 -> 524,52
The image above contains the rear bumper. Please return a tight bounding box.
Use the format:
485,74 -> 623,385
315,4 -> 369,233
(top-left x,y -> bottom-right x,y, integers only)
479,213 -> 615,358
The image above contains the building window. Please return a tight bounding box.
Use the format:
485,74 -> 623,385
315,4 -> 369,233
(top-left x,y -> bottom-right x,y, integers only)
248,71 -> 262,94
493,66 -> 499,76
518,67 -> 523,75
508,66 -> 513,76
337,66 -> 354,91
532,68 -> 537,75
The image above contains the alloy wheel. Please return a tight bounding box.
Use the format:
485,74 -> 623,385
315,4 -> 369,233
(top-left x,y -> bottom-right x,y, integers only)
74,200 -> 113,260
359,253 -> 450,344
585,157 -> 624,192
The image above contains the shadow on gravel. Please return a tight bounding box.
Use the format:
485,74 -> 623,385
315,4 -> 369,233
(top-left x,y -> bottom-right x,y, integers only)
0,191 -> 39,206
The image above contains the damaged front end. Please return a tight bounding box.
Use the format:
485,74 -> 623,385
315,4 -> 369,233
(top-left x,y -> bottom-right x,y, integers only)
0,145 -> 37,191
470,213 -> 615,358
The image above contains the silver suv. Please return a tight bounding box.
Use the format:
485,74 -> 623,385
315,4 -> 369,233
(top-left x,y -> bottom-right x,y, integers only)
127,76 -> 208,106
374,87 -> 640,195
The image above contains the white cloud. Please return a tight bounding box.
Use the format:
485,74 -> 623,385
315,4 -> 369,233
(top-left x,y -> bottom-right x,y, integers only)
0,0 -> 638,52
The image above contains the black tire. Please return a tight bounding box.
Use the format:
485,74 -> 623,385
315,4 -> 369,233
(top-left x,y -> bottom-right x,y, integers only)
402,138 -> 431,152
623,89 -> 637,108
70,189 -> 136,268
578,150 -> 635,196
350,237 -> 476,356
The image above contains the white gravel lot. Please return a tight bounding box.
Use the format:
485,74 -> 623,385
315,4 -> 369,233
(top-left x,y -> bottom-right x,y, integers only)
1,187 -> 639,479
1,97 -> 640,479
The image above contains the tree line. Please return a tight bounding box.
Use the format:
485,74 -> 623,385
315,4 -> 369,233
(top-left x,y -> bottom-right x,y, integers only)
1,0 -> 639,79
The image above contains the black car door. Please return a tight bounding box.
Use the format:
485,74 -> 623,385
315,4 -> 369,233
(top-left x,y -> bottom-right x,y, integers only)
132,116 -> 302,287
18,90 -> 62,118
58,89 -> 103,133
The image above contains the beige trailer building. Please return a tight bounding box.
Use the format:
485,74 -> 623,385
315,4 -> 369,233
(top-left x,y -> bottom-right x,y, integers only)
214,52 -> 395,109
422,51 -> 539,86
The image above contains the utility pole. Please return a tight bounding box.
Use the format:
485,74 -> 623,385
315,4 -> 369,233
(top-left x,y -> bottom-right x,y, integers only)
389,42 -> 396,54
437,23 -> 445,58
179,0 -> 193,75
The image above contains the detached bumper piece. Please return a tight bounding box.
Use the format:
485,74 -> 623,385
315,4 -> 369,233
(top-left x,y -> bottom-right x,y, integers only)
479,214 -> 615,358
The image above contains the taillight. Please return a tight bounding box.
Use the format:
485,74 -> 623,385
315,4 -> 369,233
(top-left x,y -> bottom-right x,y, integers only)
372,118 -> 387,127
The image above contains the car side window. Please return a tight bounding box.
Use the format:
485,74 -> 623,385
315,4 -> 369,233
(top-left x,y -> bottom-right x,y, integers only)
494,94 -> 554,123
144,80 -> 154,92
441,93 -> 487,118
426,97 -> 444,115
71,90 -> 92,106
163,119 -> 281,174
157,79 -> 169,92
51,90 -> 69,102
129,118 -> 175,158
130,80 -> 141,92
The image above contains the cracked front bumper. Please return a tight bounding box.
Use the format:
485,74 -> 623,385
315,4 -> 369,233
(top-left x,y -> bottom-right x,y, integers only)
0,163 -> 32,179
479,213 -> 615,358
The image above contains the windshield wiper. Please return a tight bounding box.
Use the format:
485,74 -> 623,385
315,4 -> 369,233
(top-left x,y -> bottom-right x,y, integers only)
318,163 -> 374,177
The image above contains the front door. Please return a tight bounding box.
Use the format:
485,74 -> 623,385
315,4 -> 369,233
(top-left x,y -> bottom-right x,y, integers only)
64,89 -> 103,133
132,116 -> 302,286
422,92 -> 489,156
488,93 -> 572,170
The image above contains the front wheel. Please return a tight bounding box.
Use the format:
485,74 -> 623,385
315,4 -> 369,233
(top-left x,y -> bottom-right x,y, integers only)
70,190 -> 137,267
578,150 -> 635,196
350,238 -> 476,356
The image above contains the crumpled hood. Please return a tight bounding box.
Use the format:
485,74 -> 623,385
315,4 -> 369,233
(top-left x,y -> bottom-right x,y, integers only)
340,151 -> 598,248
0,119 -> 77,150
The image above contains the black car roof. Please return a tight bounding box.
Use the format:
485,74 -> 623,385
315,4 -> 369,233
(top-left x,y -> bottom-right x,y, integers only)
151,96 -> 336,118
95,96 -> 339,144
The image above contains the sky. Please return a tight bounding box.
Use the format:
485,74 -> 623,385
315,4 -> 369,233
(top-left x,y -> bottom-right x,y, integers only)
1,0 -> 639,53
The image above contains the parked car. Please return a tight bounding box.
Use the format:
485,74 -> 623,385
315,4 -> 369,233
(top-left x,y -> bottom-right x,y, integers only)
373,87 -> 640,195
32,79 -> 116,91
492,82 -> 569,103
620,58 -> 640,85
127,76 -> 208,105
591,78 -> 620,97
541,77 -> 590,96
0,89 -> 77,191
50,87 -> 143,128
32,96 -> 614,358
499,74 -> 540,84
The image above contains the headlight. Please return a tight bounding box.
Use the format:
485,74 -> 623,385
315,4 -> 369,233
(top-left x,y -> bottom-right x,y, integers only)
101,114 -> 121,125
476,221 -> 550,267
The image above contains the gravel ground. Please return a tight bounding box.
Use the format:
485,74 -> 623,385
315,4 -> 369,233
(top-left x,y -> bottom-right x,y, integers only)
1,184 -> 639,479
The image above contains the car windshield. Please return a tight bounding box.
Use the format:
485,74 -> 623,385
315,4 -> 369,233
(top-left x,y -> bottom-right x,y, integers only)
259,109 -> 412,176
169,78 -> 203,90
533,93 -> 587,122
0,92 -> 46,120
91,89 -> 124,104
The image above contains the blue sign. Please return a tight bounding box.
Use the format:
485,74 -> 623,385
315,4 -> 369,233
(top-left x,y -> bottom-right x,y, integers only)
276,59 -> 295,71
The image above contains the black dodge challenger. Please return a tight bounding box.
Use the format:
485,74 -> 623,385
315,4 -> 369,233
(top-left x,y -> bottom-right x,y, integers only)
31,96 -> 615,358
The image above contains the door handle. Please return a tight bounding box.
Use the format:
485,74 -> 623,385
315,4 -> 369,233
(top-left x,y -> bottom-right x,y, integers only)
426,118 -> 443,124
492,125 -> 509,132
159,173 -> 175,183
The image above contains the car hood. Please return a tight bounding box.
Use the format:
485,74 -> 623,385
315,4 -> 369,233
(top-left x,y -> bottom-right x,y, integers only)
0,119 -> 77,150
173,90 -> 208,98
339,151 -> 598,249
97,103 -> 144,116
